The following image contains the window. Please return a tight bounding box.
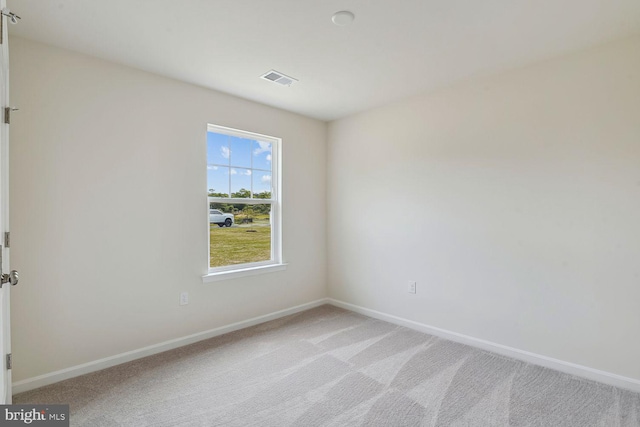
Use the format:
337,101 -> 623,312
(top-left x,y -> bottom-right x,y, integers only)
205,124 -> 282,279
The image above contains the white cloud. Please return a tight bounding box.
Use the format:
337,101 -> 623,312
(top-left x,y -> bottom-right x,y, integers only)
244,170 -> 252,176
266,154 -> 272,163
230,169 -> 237,175
221,146 -> 230,159
261,175 -> 271,183
253,141 -> 271,156
207,165 -> 218,170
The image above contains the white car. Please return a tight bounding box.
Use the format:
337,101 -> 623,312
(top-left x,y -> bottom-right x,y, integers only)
210,209 -> 234,227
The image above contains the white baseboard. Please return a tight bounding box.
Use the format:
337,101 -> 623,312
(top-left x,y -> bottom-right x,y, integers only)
12,298 -> 329,395
327,298 -> 640,393
14,297 -> 640,395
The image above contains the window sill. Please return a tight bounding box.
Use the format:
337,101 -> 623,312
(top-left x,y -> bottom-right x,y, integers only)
202,263 -> 288,283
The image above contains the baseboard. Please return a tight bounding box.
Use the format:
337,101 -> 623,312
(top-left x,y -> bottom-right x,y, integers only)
12,298 -> 330,395
327,298 -> 640,393
15,297 -> 640,395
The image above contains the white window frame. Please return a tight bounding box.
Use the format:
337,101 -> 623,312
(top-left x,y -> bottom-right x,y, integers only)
203,124 -> 284,282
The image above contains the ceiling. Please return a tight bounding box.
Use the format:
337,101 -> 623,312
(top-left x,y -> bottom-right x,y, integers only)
7,0 -> 640,121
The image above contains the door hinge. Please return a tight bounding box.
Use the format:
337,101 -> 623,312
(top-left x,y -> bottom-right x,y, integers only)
4,107 -> 17,124
4,232 -> 8,248
6,353 -> 11,370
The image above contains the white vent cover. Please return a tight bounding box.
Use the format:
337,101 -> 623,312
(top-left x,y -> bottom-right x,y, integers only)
260,70 -> 298,87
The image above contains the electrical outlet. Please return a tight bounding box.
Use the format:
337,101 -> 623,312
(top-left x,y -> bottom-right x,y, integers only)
180,292 -> 189,306
408,281 -> 416,294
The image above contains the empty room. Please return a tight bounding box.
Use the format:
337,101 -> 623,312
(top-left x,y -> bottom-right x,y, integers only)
0,0 -> 639,425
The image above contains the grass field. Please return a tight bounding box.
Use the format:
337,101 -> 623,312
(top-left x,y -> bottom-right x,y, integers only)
210,223 -> 271,267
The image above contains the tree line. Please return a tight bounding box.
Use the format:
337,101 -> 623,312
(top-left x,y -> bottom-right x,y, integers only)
209,188 -> 271,215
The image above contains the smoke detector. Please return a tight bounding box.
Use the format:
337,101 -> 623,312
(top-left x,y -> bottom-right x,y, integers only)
332,11 -> 355,26
260,70 -> 298,87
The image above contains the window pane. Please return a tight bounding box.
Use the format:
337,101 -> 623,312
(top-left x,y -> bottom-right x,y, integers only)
207,124 -> 280,272
252,140 -> 272,171
253,171 -> 272,197
230,168 -> 252,197
210,203 -> 272,268
207,166 -> 230,197
229,136 -> 252,168
207,132 -> 229,166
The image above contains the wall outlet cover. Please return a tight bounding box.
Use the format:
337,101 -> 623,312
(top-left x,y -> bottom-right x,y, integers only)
408,281 -> 416,294
180,292 -> 189,305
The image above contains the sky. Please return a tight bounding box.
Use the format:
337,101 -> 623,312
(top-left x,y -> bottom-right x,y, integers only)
207,132 -> 273,196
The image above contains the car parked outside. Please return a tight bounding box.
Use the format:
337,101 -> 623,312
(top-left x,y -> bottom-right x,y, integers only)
210,209 -> 234,227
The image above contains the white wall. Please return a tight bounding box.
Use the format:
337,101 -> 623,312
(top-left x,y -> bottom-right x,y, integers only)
10,32 -> 640,386
327,35 -> 640,380
9,37 -> 327,382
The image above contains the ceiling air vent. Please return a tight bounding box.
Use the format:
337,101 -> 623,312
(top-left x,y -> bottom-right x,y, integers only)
260,70 -> 298,87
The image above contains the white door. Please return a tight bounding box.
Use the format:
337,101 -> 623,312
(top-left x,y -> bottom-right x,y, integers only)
0,0 -> 15,404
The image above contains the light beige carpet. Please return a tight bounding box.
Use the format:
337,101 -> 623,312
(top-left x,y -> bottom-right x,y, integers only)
14,305 -> 640,426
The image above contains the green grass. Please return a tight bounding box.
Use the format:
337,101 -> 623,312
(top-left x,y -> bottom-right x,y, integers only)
210,223 -> 271,267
